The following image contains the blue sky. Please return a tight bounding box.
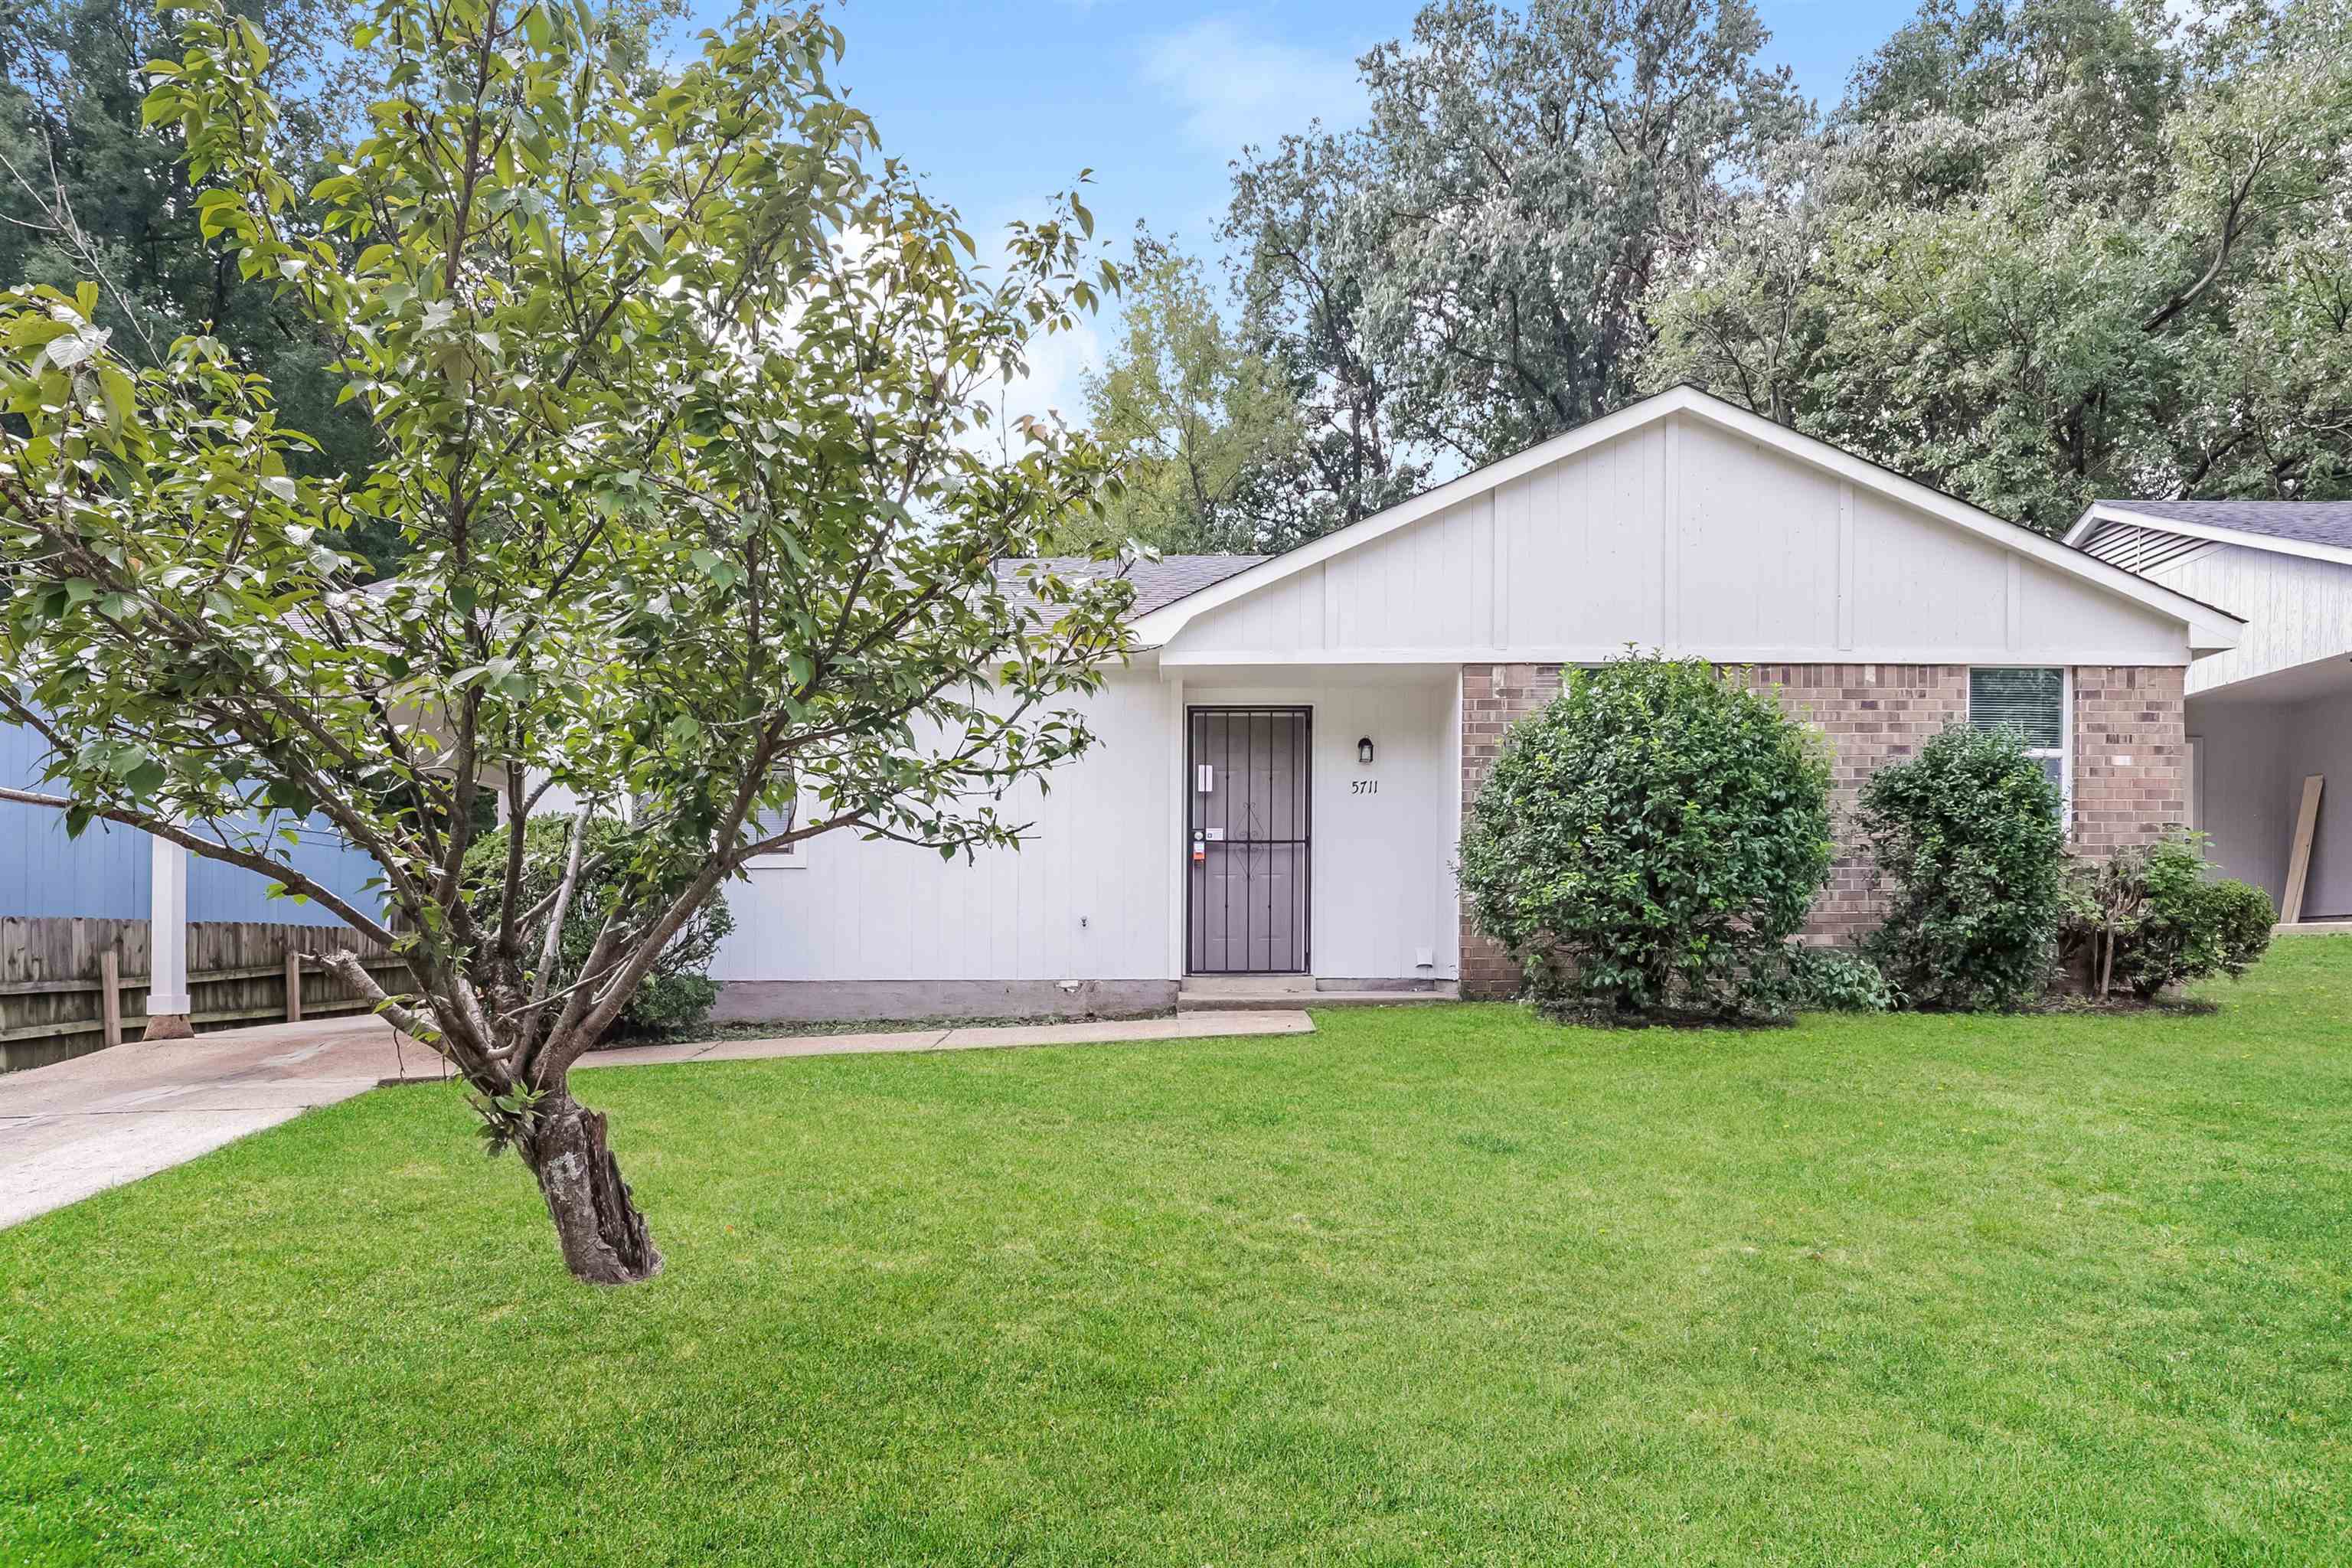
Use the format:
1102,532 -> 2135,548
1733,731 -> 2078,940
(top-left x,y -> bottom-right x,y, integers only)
697,1 -> 1905,416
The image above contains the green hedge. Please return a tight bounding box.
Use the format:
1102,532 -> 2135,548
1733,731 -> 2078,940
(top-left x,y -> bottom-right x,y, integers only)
1857,724 -> 2066,1011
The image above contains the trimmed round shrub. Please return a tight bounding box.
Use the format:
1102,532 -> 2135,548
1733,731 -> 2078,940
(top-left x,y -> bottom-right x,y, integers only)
462,813 -> 735,1039
2061,834 -> 2275,999
1857,723 -> 2065,1011
1458,652 -> 1835,1022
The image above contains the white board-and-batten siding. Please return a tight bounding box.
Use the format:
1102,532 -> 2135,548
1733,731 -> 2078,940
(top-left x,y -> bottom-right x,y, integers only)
711,671 -> 1178,987
1161,413 -> 2194,668
2138,544 -> 2352,694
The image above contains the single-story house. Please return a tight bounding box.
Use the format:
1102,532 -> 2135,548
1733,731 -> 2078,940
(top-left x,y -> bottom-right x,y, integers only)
2068,500 -> 2352,922
707,384 -> 2241,1018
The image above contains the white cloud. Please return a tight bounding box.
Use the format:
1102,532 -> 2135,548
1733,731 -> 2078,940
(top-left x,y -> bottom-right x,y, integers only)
1142,17 -> 1364,151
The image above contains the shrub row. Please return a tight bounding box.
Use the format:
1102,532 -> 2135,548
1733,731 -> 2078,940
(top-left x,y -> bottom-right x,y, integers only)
1462,652 -> 2274,1022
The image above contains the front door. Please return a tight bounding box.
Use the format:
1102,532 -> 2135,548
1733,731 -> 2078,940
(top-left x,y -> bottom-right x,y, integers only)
1187,707 -> 1311,974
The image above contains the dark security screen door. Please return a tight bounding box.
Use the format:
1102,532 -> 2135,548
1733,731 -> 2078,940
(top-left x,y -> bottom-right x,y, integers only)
1187,707 -> 1311,975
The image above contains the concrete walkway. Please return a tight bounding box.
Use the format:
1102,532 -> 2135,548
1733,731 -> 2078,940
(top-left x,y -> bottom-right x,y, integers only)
0,1008 -> 1313,1230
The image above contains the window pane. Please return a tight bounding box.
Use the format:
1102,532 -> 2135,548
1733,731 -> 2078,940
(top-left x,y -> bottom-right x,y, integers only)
1969,667 -> 2063,750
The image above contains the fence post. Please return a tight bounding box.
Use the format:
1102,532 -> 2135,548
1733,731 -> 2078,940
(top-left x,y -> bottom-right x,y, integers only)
285,951 -> 303,1023
100,949 -> 122,1048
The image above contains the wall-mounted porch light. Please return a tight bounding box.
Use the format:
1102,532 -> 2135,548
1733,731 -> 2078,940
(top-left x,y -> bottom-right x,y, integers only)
1357,737 -> 1375,766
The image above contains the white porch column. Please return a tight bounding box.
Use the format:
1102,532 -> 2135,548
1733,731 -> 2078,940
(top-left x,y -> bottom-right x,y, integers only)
142,830 -> 194,1040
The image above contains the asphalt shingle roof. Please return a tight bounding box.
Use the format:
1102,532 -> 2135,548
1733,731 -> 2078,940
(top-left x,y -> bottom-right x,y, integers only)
2099,500 -> 2352,552
993,554 -> 1263,624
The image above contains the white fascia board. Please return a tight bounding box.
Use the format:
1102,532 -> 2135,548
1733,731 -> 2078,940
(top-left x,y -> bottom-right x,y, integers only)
1132,384 -> 2240,656
2068,502 -> 2352,571
1158,645 -> 2196,669
1127,387 -> 1701,648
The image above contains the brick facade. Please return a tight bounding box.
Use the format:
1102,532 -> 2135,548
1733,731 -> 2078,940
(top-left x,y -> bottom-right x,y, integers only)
2069,665 -> 2188,853
1457,662 -> 2189,999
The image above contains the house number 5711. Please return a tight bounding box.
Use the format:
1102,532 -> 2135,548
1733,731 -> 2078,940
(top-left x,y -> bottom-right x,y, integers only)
1351,779 -> 1378,795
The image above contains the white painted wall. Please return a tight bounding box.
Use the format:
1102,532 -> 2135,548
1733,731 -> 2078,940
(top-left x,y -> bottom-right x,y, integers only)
2285,692 -> 2352,918
2189,690 -> 2352,918
1164,413 -> 2193,668
2146,544 -> 2352,693
714,667 -> 1461,986
713,668 -> 1179,984
2187,698 -> 2292,899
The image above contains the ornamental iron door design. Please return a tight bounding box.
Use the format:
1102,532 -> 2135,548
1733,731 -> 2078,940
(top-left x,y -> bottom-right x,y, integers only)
1186,707 -> 1311,975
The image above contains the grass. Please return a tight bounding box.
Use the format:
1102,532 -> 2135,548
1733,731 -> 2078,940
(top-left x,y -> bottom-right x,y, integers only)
5,943 -> 2351,1566
624,1008 -> 1172,1047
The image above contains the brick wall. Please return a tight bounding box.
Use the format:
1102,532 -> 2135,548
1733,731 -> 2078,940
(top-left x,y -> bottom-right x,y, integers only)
1740,665 -> 1971,944
1459,664 -> 1567,999
2070,665 -> 2188,852
1456,662 -> 2188,998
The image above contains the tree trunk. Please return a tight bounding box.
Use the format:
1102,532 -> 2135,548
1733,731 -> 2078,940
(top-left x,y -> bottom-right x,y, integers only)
524,1096 -> 662,1285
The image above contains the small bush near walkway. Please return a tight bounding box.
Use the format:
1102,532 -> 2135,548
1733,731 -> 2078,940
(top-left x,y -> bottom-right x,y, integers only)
1858,724 -> 2066,1011
463,814 -> 734,1040
1459,652 -> 1837,1023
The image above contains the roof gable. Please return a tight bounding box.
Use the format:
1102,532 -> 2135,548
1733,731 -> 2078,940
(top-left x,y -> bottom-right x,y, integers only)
1135,385 -> 2241,658
2067,501 -> 2352,568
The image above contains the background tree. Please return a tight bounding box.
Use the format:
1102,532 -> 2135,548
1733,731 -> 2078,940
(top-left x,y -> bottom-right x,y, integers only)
1047,231 -> 1301,555
0,0 -> 389,554
0,0 -> 1132,1284
1350,0 -> 1800,459
1201,0 -> 1793,547
1645,0 -> 2352,532
1220,129 -> 1426,544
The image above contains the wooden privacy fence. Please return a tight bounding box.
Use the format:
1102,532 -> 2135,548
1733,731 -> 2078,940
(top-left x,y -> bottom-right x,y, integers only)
0,917 -> 407,1073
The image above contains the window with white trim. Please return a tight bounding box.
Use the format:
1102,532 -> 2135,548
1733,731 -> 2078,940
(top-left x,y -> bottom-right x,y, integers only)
1968,667 -> 2069,813
743,768 -> 805,871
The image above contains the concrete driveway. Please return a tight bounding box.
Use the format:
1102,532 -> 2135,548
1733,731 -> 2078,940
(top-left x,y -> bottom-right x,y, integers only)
0,1008 -> 1312,1231
0,1015 -> 430,1230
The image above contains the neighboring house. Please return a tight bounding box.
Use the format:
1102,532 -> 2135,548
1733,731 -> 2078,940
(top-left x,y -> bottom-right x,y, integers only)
709,385 -> 2239,1018
2068,500 -> 2352,920
2,720 -> 387,926
2,713 -> 388,1042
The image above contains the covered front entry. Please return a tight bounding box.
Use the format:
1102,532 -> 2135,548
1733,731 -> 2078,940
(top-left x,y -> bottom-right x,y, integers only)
1186,706 -> 1312,974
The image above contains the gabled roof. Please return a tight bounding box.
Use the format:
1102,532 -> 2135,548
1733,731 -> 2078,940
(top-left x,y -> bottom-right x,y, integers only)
2066,500 -> 2352,567
1131,384 -> 2243,652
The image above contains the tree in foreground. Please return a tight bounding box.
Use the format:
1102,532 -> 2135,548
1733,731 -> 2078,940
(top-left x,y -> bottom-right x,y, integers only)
0,0 -> 1133,1283
1857,724 -> 2067,1011
1458,653 -> 1835,1023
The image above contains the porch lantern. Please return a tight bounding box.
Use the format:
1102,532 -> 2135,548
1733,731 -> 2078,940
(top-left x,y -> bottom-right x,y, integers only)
1357,736 -> 1375,766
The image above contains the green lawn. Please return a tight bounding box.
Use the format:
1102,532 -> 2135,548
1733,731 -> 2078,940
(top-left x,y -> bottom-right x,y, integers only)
5,945 -> 2351,1566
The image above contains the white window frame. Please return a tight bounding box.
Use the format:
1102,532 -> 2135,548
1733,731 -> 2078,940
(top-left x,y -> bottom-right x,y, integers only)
1968,665 -> 2072,825
743,776 -> 808,871
745,837 -> 803,871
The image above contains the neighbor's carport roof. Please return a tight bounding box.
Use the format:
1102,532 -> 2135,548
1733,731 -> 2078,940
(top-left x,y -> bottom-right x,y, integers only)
2082,499 -> 2352,554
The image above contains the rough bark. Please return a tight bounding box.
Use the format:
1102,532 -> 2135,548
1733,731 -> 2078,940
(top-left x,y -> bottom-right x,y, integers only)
524,1096 -> 662,1285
